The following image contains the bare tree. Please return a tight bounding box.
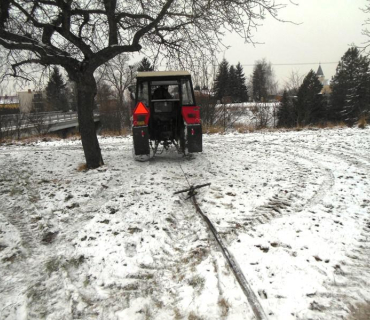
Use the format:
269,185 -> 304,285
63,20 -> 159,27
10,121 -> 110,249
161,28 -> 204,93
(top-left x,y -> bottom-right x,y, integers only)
362,1 -> 370,55
98,55 -> 137,129
0,114 -> 8,140
0,0 -> 288,168
265,62 -> 279,96
251,103 -> 273,129
96,80 -> 121,133
284,70 -> 304,96
13,113 -> 27,140
27,112 -> 52,136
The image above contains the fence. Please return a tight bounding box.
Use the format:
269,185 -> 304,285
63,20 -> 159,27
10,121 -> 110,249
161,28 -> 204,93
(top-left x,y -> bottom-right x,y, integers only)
0,111 -> 99,139
213,102 -> 280,130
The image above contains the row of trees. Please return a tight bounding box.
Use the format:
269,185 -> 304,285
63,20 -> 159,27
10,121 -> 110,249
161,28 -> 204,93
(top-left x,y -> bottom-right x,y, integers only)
213,59 -> 248,103
213,58 -> 279,103
277,47 -> 370,127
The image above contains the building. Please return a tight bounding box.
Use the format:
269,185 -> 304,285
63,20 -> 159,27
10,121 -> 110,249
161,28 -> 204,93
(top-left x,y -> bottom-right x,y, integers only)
18,89 -> 46,113
316,65 -> 332,95
0,95 -> 20,115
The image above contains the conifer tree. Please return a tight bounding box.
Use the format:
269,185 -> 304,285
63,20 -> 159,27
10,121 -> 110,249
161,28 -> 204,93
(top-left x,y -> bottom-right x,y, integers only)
137,57 -> 154,72
235,62 -> 249,102
46,66 -> 68,112
252,61 -> 268,102
277,90 -> 295,127
296,70 -> 324,126
330,47 -> 370,125
228,65 -> 238,102
214,59 -> 229,101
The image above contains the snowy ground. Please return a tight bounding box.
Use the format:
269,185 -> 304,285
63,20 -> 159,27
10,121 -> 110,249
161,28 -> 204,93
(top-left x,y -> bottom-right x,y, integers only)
0,127 -> 370,320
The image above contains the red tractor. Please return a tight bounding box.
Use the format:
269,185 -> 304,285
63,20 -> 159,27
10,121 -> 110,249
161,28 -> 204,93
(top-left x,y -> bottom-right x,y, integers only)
132,71 -> 202,160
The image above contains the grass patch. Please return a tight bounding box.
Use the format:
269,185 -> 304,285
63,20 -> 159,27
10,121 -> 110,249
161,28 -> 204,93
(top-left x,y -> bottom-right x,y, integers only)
45,257 -> 61,275
9,187 -> 23,196
187,275 -> 205,293
181,247 -> 209,267
218,298 -> 230,318
203,125 -> 224,134
233,123 -> 255,133
348,301 -> 370,320
188,311 -> 203,320
99,128 -> 131,137
65,132 -> 81,139
358,115 -> 368,129
77,163 -> 88,172
174,308 -> 183,320
67,255 -> 85,268
29,194 -> 40,203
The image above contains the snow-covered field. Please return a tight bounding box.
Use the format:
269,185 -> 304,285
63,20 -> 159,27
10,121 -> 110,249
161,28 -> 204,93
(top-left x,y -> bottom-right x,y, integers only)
1,127 -> 369,320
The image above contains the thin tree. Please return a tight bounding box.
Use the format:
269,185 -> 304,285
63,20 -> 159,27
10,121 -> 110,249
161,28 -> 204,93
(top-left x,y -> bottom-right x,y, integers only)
46,66 -> 69,112
65,81 -> 78,112
361,1 -> 370,55
284,70 -> 304,96
252,60 -> 268,102
99,54 -> 137,129
96,81 -> 119,132
0,0 -> 287,168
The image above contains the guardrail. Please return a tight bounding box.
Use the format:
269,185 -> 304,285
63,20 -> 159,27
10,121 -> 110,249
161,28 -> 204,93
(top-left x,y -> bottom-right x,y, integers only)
0,111 -> 100,137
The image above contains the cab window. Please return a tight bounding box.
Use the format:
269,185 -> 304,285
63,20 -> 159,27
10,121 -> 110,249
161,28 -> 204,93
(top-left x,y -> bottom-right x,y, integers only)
150,80 -> 179,101
181,79 -> 194,105
137,81 -> 149,105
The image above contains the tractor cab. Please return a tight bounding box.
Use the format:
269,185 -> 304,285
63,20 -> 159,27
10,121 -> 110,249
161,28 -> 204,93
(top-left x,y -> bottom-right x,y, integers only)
132,71 -> 202,159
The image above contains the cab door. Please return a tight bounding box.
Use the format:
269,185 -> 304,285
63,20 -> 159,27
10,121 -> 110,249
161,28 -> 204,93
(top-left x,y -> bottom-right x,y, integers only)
180,78 -> 202,153
132,81 -> 150,155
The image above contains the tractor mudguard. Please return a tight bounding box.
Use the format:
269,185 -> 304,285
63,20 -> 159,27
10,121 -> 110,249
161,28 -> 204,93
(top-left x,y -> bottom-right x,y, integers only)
133,126 -> 150,155
187,124 -> 202,153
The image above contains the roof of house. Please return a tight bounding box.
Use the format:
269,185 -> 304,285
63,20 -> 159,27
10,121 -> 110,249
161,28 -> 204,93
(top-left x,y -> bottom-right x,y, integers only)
0,96 -> 20,105
137,71 -> 190,78
316,65 -> 324,76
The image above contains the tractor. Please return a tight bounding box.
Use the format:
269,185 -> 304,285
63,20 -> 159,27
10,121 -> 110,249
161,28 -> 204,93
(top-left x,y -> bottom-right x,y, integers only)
131,71 -> 202,160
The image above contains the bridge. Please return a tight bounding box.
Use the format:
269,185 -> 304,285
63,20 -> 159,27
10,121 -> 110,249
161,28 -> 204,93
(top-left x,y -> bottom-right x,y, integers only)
0,111 -> 100,138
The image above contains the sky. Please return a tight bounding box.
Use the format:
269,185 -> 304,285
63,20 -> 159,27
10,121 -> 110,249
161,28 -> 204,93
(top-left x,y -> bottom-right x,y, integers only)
1,0 -> 368,94
220,0 -> 369,88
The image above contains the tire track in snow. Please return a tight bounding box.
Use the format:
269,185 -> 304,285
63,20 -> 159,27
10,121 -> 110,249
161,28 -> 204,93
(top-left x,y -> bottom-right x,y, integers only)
246,153 -> 335,228
274,140 -> 370,319
198,139 -> 336,234
195,133 -> 369,319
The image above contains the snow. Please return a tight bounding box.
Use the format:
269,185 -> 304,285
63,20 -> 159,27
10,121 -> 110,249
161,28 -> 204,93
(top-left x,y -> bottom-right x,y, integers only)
0,127 -> 370,319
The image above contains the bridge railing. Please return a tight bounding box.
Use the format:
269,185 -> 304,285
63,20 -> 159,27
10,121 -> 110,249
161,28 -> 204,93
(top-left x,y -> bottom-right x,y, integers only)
0,111 -> 100,137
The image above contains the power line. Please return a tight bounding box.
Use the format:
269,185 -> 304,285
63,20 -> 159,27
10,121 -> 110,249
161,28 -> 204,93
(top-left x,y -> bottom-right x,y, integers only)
239,61 -> 338,67
157,61 -> 338,68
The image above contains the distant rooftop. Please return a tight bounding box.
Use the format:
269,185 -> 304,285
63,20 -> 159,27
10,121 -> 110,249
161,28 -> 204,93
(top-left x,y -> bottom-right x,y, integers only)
316,65 -> 324,76
0,95 -> 19,105
137,71 -> 190,77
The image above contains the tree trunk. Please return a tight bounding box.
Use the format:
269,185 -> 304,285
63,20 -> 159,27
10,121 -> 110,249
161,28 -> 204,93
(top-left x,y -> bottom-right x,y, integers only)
76,74 -> 104,169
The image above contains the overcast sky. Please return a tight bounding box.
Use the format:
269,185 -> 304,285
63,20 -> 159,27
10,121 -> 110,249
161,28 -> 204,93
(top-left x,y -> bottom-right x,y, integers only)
221,0 -> 369,88
2,0 -> 368,94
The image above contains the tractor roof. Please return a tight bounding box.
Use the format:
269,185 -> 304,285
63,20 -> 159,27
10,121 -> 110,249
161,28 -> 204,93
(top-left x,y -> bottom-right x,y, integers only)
137,70 -> 190,78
